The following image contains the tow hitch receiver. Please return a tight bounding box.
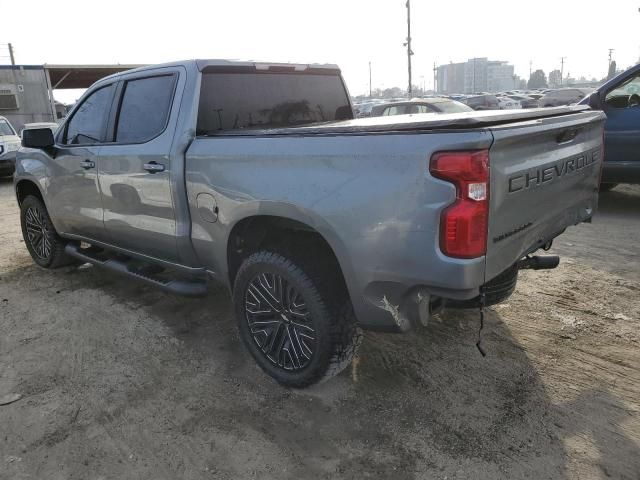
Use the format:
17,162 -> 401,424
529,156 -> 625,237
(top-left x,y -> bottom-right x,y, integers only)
518,255 -> 560,270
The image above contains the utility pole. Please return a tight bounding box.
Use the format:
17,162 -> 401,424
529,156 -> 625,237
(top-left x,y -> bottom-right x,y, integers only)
368,61 -> 372,98
560,57 -> 566,86
472,58 -> 476,92
529,60 -> 532,78
8,43 -> 15,66
404,0 -> 414,97
608,48 -> 614,68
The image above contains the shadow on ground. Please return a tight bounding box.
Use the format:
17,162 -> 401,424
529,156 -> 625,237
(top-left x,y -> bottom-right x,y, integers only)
597,185 -> 640,217
2,260 -> 638,479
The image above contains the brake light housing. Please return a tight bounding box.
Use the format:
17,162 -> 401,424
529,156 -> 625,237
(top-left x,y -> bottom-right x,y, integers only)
430,150 -> 490,258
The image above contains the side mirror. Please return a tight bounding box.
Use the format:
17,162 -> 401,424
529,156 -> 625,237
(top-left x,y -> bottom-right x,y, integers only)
22,128 -> 55,149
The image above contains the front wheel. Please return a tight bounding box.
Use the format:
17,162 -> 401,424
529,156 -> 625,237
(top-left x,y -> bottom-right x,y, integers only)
232,251 -> 360,388
20,195 -> 73,268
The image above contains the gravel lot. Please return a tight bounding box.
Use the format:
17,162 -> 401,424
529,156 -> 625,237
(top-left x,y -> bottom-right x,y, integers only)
1,178 -> 639,480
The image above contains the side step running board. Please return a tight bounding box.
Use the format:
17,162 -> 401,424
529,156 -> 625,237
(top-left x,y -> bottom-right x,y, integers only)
65,243 -> 208,297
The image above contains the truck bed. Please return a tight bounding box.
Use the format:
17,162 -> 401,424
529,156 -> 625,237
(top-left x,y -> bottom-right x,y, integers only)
205,106 -> 593,137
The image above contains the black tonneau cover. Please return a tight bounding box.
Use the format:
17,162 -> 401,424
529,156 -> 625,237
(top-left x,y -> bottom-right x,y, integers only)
206,105 -> 592,137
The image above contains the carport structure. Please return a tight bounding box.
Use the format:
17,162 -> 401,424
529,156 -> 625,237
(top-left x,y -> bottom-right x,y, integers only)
0,63 -> 144,130
44,63 -> 144,115
46,64 -> 144,90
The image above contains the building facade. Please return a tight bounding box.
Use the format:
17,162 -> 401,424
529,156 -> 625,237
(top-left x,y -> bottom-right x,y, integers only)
0,66 -> 56,131
437,58 -> 515,94
0,64 -> 143,131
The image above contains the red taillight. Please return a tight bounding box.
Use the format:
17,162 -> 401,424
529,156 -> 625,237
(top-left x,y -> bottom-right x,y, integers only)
430,150 -> 489,258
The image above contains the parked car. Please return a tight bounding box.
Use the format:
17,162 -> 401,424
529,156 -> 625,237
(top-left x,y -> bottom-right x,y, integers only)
538,88 -> 590,107
461,94 -> 500,110
579,63 -> 640,189
0,116 -> 21,177
20,122 -> 59,138
16,60 -> 605,387
506,95 -> 539,109
495,95 -> 521,110
370,98 -> 473,116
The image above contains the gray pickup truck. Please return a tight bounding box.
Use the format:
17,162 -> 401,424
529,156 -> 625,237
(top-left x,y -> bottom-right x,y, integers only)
15,60 -> 605,387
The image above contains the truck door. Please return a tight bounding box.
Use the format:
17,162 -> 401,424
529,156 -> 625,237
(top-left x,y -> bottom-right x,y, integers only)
98,72 -> 180,262
48,83 -> 116,241
602,70 -> 640,170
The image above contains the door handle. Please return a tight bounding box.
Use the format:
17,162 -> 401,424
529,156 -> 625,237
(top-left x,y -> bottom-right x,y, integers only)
143,162 -> 165,173
80,160 -> 95,169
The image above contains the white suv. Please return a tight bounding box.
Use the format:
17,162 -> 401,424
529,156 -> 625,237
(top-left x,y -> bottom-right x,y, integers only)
0,116 -> 21,177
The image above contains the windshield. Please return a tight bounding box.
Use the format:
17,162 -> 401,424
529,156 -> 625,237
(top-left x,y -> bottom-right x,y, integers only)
0,119 -> 16,136
197,71 -> 352,133
431,100 -> 473,113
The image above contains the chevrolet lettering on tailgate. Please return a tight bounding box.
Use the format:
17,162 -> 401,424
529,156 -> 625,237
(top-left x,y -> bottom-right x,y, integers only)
508,148 -> 601,193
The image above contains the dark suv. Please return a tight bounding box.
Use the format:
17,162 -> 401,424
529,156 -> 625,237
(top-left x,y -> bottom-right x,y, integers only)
461,94 -> 500,110
539,88 -> 590,107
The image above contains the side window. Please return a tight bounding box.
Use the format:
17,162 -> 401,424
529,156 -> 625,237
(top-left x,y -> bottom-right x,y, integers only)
384,106 -> 405,116
115,75 -> 175,143
64,84 -> 115,145
605,73 -> 640,108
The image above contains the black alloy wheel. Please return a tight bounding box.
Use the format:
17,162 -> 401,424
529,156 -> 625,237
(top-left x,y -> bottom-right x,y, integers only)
20,195 -> 73,268
245,272 -> 316,371
24,204 -> 52,259
233,251 -> 360,388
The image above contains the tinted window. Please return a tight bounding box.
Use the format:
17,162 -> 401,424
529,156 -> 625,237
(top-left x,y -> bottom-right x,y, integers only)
65,84 -> 114,144
384,105 -> 406,116
0,119 -> 15,136
465,96 -> 482,106
115,75 -> 175,143
407,104 -> 431,114
197,72 -> 352,133
431,100 -> 473,113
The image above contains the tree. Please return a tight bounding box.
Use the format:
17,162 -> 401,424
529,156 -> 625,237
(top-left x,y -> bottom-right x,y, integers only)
528,69 -> 548,89
548,70 -> 562,89
608,60 -> 617,80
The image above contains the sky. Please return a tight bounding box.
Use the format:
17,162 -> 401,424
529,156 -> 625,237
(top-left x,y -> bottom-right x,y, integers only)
1,0 -> 639,103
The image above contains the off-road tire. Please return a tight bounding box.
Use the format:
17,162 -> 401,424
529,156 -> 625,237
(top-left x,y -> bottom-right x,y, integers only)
20,195 -> 73,268
233,251 -> 361,388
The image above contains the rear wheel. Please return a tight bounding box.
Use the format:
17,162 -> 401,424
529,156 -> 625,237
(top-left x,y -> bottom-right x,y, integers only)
20,195 -> 73,268
232,251 -> 360,388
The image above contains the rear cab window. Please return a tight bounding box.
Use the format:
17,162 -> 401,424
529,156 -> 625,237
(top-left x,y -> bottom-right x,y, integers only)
197,67 -> 352,134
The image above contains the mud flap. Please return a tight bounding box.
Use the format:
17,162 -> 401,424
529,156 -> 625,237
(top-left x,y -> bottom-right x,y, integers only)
476,290 -> 487,357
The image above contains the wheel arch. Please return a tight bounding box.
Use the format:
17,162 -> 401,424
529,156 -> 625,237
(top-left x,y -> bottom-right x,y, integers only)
225,210 -> 356,301
15,178 -> 45,206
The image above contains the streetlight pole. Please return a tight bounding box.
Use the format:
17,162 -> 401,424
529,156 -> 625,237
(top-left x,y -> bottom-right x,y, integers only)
473,58 -> 476,93
8,43 -> 15,66
369,61 -> 372,98
560,57 -> 566,86
433,62 -> 437,93
404,0 -> 413,98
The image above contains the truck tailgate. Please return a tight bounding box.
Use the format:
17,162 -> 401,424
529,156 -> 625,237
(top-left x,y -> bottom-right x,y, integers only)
485,110 -> 606,281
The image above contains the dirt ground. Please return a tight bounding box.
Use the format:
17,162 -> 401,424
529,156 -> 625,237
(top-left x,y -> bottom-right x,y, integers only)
1,178 -> 639,480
